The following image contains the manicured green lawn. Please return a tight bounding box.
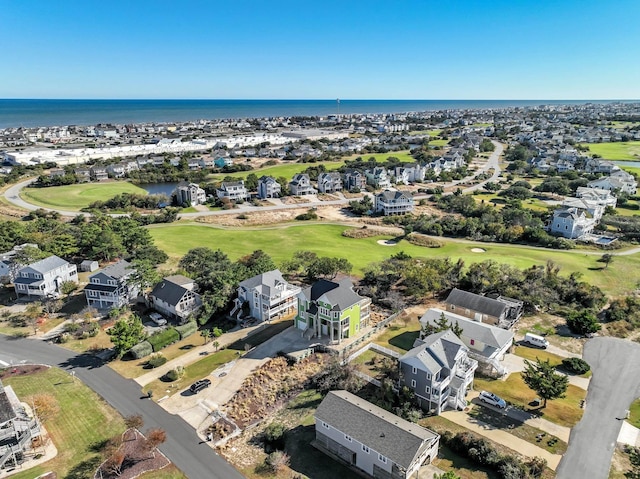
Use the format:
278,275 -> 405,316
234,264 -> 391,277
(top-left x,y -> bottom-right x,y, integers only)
627,398 -> 640,429
583,141 -> 640,161
148,222 -> 640,297
343,149 -> 416,163
21,181 -> 147,211
209,160 -> 345,181
474,375 -> 585,427
408,129 -> 442,137
3,367 -> 126,479
374,317 -> 421,353
429,139 -> 449,147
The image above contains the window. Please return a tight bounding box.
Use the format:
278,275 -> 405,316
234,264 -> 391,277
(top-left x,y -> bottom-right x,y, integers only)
378,454 -> 387,464
321,421 -> 329,429
470,339 -> 475,345
426,373 -> 431,380
345,435 -> 352,442
362,445 -> 369,453
412,366 -> 417,374
411,379 -> 416,387
425,386 -> 430,394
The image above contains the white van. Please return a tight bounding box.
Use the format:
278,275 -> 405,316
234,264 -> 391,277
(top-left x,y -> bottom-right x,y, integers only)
523,333 -> 549,349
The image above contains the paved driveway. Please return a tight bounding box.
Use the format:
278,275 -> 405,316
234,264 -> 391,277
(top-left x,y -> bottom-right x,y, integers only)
557,337 -> 640,479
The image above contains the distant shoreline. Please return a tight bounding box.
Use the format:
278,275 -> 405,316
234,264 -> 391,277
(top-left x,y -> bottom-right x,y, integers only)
2,99 -> 637,129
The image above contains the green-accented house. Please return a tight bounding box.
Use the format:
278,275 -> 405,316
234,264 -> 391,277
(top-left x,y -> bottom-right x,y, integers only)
296,278 -> 371,344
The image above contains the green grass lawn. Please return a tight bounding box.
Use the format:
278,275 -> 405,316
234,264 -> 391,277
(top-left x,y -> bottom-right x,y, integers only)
408,129 -> 442,137
3,367 -> 126,479
429,139 -> 449,147
21,181 -> 147,211
148,222 -> 640,297
627,398 -> 640,429
583,141 -> 640,161
474,375 -> 585,427
209,160 -> 344,182
343,149 -> 416,163
374,316 -> 421,353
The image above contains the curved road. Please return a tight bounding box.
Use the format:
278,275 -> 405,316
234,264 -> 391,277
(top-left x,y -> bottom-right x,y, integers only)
0,335 -> 244,479
4,141 -> 504,219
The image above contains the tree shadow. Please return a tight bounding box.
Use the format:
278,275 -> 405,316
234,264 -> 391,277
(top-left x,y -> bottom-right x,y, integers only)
58,353 -> 104,370
63,454 -> 102,479
388,331 -> 419,351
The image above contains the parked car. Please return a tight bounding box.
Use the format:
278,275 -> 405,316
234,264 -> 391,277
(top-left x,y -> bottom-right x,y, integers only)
479,390 -> 507,409
523,332 -> 549,349
189,379 -> 211,394
149,312 -> 167,326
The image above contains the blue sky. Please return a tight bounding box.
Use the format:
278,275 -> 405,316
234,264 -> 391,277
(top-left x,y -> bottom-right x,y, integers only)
1,0 -> 638,99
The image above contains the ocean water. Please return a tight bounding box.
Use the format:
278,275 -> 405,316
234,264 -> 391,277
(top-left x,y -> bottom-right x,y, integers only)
0,99 -> 632,129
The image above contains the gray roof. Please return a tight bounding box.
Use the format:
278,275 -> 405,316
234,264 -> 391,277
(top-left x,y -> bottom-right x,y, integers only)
0,380 -> 18,424
24,255 -> 69,274
91,259 -> 133,280
446,288 -> 507,318
377,190 -> 412,201
301,278 -> 365,311
315,390 -> 438,469
400,329 -> 466,374
150,278 -> 191,306
163,275 -> 194,287
238,269 -> 291,296
420,308 -> 514,351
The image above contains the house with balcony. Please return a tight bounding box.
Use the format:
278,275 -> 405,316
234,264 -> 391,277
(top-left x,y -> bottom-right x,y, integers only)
90,166 -> 108,181
289,174 -> 317,196
216,181 -> 248,202
317,172 -> 343,193
445,288 -> 523,329
575,186 -> 617,209
549,206 -> 598,239
365,167 -> 392,189
399,329 -> 478,414
343,171 -> 367,191
0,244 -> 38,284
295,278 -> 371,344
0,379 -> 42,471
175,183 -> 207,206
83,260 -> 139,310
74,167 -> 92,182
13,255 -> 77,300
588,170 -> 637,195
418,308 -> 513,377
148,275 -> 202,324
231,269 -> 300,322
314,390 -> 439,479
374,190 -> 414,216
257,176 -> 281,199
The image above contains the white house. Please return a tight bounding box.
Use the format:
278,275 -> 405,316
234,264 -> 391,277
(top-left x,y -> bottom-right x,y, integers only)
375,190 -> 414,215
231,269 -> 300,322
216,181 -> 248,202
13,255 -> 78,300
175,183 -> 207,206
588,170 -> 637,195
257,176 -> 281,199
549,206 -> 597,239
317,172 -> 343,193
314,390 -> 439,479
575,186 -> 617,208
148,275 -> 202,323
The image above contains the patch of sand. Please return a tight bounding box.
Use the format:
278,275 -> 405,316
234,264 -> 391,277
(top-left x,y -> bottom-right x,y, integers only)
471,248 -> 486,253
377,240 -> 397,246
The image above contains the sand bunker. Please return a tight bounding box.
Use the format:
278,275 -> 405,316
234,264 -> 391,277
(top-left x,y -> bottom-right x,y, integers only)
377,240 -> 398,246
471,248 -> 486,253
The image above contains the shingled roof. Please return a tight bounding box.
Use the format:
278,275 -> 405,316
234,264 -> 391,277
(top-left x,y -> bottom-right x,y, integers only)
0,379 -> 18,424
315,390 -> 438,469
445,288 -> 508,319
301,278 -> 365,311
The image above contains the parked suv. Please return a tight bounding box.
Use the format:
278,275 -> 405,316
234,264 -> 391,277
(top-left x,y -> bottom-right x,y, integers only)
189,379 -> 211,394
149,312 -> 167,326
479,390 -> 507,409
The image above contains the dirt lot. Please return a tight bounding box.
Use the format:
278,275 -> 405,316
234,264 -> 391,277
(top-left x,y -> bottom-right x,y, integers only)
516,312 -> 586,354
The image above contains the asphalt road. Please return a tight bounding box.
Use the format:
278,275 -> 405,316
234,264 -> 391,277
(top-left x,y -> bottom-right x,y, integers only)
557,337 -> 640,479
0,335 -> 244,479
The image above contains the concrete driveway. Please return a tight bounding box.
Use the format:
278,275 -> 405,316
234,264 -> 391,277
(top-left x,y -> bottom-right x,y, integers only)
557,337 -> 640,479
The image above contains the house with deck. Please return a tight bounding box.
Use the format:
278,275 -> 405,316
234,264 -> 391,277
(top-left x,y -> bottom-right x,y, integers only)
216,181 -> 248,202
365,167 -> 392,189
549,206 -> 597,239
175,183 -> 207,206
314,390 -> 439,479
83,260 -> 139,310
317,172 -> 343,193
13,255 -> 77,300
148,275 -> 202,323
257,176 -> 281,199
343,171 -> 367,191
418,308 -> 513,376
374,190 -> 414,216
232,269 -> 300,322
445,288 -> 523,329
295,278 -> 371,344
399,329 -> 478,414
289,174 -> 317,196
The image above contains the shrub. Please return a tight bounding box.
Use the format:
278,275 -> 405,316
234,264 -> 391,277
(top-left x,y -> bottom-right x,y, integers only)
212,327 -> 223,338
147,328 -> 180,352
165,366 -> 184,381
265,451 -> 290,473
295,210 -> 318,221
567,310 -> 601,335
58,332 -> 71,343
64,322 -> 81,333
129,341 -> 153,359
263,422 -> 287,450
174,321 -> 198,339
561,357 -> 590,375
147,354 -> 167,369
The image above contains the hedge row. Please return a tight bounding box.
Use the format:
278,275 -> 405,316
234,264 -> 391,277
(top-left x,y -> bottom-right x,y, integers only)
175,321 -> 197,339
130,341 -> 153,359
147,327 -> 180,352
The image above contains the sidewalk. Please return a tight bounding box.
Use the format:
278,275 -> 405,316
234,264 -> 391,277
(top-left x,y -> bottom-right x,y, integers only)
441,408 -> 562,470
134,322 -> 266,386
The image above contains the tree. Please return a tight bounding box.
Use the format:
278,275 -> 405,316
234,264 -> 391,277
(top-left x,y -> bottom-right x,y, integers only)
108,315 -> 146,357
212,340 -> 220,351
435,472 -> 461,479
130,259 -> 160,291
27,393 -> 60,422
23,302 -> 43,335
103,449 -> 125,477
598,253 -> 614,269
124,414 -> 144,430
144,428 -> 167,458
200,329 -> 211,344
60,280 -> 78,297
566,310 -> 601,335
521,358 -> 569,408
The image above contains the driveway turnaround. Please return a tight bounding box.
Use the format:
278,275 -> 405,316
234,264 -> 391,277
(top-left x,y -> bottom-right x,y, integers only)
557,337 -> 640,479
0,335 -> 244,479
